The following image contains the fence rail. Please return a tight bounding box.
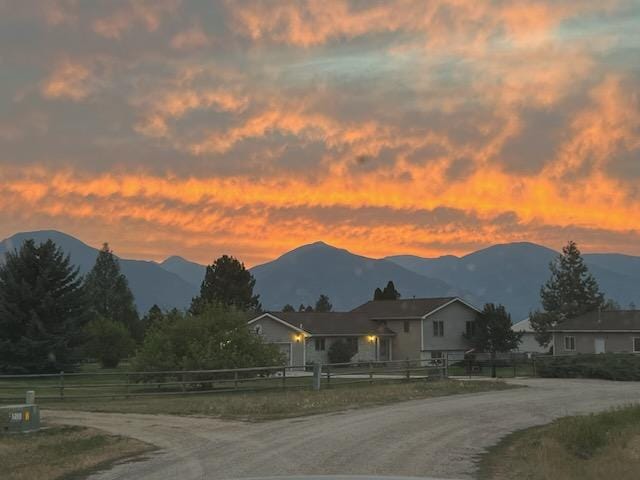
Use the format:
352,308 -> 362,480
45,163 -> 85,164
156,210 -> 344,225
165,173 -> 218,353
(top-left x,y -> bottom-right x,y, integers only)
0,358 -> 452,402
0,354 -> 540,403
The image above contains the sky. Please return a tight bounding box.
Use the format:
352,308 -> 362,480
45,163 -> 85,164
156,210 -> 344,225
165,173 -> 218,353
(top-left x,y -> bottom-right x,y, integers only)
1,0 -> 639,266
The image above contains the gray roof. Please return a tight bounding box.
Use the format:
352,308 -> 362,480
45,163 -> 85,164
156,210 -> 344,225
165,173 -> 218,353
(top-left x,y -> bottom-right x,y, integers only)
552,310 -> 640,332
350,297 -> 465,319
263,311 -> 396,336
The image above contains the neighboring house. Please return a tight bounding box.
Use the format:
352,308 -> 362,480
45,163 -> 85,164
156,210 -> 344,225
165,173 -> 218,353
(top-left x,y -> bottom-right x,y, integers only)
248,297 -> 480,365
552,310 -> 640,355
511,317 -> 548,354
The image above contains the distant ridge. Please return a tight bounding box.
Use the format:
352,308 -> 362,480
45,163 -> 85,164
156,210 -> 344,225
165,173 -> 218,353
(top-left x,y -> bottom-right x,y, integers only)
2,230 -> 640,319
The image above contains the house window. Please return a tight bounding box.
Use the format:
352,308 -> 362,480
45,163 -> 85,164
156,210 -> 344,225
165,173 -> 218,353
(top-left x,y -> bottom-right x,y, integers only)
465,321 -> 475,337
404,320 -> 410,333
564,336 -> 576,351
431,351 -> 443,359
433,320 -> 444,337
633,338 -> 640,353
315,337 -> 326,351
346,337 -> 359,353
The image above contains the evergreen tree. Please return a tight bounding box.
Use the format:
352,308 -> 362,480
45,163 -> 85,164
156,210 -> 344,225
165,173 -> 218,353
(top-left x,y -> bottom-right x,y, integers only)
315,294 -> 333,312
465,303 -> 522,377
298,303 -> 306,312
190,255 -> 261,314
530,241 -> 605,347
373,281 -> 401,300
0,239 -> 89,373
141,304 -> 164,335
305,305 -> 314,312
282,304 -> 295,312
84,243 -> 140,339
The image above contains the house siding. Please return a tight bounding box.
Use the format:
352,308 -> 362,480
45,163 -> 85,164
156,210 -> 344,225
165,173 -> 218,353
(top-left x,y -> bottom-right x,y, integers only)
305,336 -> 378,364
384,319 -> 422,360
554,331 -> 640,355
422,301 -> 476,354
250,317 -> 305,366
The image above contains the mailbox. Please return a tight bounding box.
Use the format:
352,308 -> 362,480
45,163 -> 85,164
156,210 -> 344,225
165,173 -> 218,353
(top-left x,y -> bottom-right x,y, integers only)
0,404 -> 40,433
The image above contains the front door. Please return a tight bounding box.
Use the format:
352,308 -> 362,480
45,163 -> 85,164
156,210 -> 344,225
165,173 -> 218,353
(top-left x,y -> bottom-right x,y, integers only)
594,337 -> 606,354
379,338 -> 390,361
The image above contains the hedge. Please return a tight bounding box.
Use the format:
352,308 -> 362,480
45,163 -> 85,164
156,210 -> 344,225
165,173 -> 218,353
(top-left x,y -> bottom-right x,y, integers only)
536,353 -> 640,381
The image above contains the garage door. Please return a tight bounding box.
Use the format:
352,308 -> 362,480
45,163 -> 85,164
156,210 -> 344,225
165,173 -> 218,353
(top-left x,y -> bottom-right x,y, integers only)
274,343 -> 292,365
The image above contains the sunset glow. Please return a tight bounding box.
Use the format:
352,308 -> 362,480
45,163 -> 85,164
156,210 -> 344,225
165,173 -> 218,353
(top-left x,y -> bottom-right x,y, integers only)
1,1 -> 639,265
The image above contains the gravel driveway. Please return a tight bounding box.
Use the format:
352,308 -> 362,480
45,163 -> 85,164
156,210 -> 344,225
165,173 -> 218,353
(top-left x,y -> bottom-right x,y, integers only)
45,378 -> 640,480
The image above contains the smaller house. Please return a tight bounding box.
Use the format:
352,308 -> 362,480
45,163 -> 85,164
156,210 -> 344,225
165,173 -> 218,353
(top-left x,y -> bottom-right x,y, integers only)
511,317 -> 548,354
552,310 -> 640,355
248,311 -> 395,366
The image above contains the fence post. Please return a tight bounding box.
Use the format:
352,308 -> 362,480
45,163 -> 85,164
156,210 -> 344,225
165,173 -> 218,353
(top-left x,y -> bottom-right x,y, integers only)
326,364 -> 331,387
59,371 -> 64,400
369,361 -> 373,384
312,363 -> 322,391
405,359 -> 410,380
513,355 -> 517,378
282,367 -> 286,389
533,357 -> 537,377
444,353 -> 449,378
234,370 -> 239,390
125,373 -> 130,398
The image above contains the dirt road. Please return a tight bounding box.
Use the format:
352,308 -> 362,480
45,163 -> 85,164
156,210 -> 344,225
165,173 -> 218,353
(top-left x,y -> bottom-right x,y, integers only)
45,378 -> 640,480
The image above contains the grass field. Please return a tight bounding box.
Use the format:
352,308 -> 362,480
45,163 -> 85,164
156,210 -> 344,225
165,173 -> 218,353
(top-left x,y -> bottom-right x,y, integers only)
39,379 -> 517,420
478,404 -> 640,480
0,425 -> 153,480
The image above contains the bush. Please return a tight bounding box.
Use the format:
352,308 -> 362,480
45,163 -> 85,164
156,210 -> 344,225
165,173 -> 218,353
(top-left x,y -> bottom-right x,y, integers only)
85,317 -> 135,368
536,353 -> 640,381
327,339 -> 357,364
132,305 -> 285,376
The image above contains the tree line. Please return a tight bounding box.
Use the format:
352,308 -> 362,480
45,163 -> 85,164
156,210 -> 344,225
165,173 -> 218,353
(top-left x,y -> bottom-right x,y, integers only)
0,240 -> 278,374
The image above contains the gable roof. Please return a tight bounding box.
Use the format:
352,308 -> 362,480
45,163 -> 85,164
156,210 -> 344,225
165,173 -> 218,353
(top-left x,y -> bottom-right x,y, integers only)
250,311 -> 396,336
552,310 -> 640,332
512,317 -> 533,332
350,297 -> 479,319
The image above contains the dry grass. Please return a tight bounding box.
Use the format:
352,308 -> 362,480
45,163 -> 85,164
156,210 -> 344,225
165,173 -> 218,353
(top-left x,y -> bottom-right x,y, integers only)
0,425 -> 153,480
41,379 -> 517,421
479,405 -> 640,480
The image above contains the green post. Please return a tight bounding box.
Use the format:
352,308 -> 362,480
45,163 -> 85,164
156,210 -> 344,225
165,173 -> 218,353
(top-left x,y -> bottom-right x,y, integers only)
125,373 -> 130,398
234,371 -> 239,390
369,362 -> 373,384
282,367 -> 286,389
405,359 -> 410,380
326,364 -> 331,387
59,371 -> 64,400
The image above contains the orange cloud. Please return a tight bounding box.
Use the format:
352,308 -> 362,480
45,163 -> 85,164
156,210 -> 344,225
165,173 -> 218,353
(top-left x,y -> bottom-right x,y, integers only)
40,60 -> 94,101
92,0 -> 180,39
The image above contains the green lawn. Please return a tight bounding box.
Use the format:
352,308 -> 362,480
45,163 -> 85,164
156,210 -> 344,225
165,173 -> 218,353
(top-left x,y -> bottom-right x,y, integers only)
0,425 -> 152,480
478,404 -> 640,480
40,379 -> 518,420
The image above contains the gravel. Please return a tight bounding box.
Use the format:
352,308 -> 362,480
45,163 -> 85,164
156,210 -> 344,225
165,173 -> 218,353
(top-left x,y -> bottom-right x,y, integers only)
44,378 -> 640,480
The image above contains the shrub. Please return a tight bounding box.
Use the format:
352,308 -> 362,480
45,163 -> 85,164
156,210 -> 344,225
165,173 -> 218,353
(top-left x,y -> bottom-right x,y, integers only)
132,304 -> 285,376
85,317 -> 135,368
536,353 -> 640,381
327,339 -> 357,364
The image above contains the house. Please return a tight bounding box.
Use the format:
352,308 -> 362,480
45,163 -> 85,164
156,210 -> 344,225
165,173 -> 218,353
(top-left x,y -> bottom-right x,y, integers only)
511,317 -> 548,354
551,310 -> 640,355
248,297 -> 480,365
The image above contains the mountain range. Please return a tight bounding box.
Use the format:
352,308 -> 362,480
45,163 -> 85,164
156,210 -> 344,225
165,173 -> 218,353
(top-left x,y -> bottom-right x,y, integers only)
1,230 -> 640,320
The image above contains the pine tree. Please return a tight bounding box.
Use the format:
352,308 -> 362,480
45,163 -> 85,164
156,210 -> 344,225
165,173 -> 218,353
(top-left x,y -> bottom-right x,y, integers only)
282,304 -> 295,312
465,303 -> 522,378
373,281 -> 401,300
141,304 -> 164,335
0,239 -> 89,373
190,255 -> 260,314
315,294 -> 333,312
530,241 -> 605,347
84,243 -> 140,338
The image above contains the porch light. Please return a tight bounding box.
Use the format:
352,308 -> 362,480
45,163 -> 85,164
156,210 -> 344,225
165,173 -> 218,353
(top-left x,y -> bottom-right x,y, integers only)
293,334 -> 303,343
367,335 -> 377,343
